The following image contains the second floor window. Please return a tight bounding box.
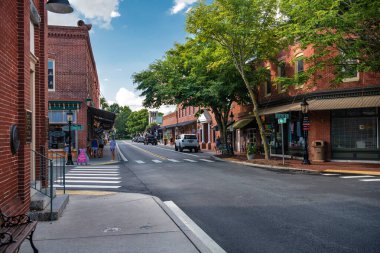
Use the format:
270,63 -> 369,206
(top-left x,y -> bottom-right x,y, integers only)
295,58 -> 304,74
277,63 -> 286,92
264,68 -> 271,96
48,59 -> 55,91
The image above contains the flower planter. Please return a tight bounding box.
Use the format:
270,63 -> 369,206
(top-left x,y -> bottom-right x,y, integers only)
247,154 -> 254,160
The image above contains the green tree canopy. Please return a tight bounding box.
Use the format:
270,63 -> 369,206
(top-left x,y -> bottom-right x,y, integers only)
114,106 -> 132,139
186,0 -> 285,159
134,37 -> 248,147
100,96 -> 109,110
280,0 -> 380,83
126,109 -> 149,136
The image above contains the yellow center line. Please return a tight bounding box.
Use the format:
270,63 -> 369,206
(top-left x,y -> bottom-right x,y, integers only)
124,142 -> 168,160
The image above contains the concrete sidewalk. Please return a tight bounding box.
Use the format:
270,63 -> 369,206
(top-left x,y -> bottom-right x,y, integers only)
20,192 -> 217,253
215,154 -> 380,175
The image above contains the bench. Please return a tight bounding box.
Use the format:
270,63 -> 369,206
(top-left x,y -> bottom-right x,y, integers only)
0,209 -> 38,253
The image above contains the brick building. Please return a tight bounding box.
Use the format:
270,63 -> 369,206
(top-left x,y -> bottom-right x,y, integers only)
47,21 -> 113,156
0,0 -> 48,214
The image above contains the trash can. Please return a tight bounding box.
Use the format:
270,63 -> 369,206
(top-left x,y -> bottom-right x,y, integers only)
312,140 -> 325,162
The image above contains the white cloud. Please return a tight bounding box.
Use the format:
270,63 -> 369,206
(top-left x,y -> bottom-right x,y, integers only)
48,0 -> 121,29
115,88 -> 144,111
171,0 -> 198,14
159,105 -> 176,115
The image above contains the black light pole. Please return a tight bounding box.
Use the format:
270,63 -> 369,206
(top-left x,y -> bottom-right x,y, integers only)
66,110 -> 74,165
301,98 -> 310,165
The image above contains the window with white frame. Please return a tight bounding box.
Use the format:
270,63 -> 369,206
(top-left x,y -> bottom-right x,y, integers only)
30,21 -> 35,55
48,59 -> 55,91
48,111 -> 77,124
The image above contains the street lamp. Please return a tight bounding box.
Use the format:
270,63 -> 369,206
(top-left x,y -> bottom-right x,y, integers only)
300,98 -> 310,164
66,110 -> 74,165
46,0 -> 73,14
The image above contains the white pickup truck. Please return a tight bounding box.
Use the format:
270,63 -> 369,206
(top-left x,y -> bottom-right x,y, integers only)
175,134 -> 200,152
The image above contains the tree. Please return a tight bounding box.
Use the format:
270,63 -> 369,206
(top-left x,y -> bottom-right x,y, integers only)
280,0 -> 380,83
100,96 -> 109,110
186,0 -> 285,159
108,103 -> 121,114
134,38 -> 248,149
145,122 -> 159,135
126,109 -> 149,136
114,106 -> 132,139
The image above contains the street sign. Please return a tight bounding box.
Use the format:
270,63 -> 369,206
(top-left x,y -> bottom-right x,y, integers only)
278,118 -> 287,124
62,124 -> 83,131
275,113 -> 289,119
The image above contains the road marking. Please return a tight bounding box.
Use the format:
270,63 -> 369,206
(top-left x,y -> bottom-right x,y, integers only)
66,173 -> 120,176
148,145 -> 200,157
199,159 -> 214,163
68,171 -> 119,174
116,142 -> 128,161
360,179 -> 380,182
168,159 -> 180,163
55,180 -> 121,184
54,185 -> 121,189
340,175 -> 375,179
136,160 -> 145,164
321,173 -> 340,176
123,141 -> 167,160
152,160 -> 162,163
59,176 -> 121,180
75,166 -> 119,169
71,169 -> 119,171
184,159 -> 197,163
164,201 -> 226,253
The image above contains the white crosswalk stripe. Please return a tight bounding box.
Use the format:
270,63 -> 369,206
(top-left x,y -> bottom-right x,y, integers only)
340,175 -> 375,179
360,179 -> 380,182
199,159 -> 214,163
321,173 -> 340,176
55,165 -> 122,190
136,160 -> 145,164
152,160 -> 163,163
183,159 -> 197,163
168,159 -> 180,163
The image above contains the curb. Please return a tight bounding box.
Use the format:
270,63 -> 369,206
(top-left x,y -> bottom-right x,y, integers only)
153,197 -> 215,253
215,156 -> 380,175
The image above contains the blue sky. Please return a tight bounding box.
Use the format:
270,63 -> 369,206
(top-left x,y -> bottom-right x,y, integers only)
49,0 -> 199,113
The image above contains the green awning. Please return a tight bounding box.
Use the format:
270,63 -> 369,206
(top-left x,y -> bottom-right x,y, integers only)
233,119 -> 253,129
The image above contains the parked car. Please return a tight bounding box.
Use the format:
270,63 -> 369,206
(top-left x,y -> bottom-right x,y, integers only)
144,135 -> 158,145
132,136 -> 138,142
175,134 -> 200,152
137,136 -> 145,143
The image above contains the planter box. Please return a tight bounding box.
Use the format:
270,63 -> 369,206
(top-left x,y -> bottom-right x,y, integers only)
247,154 -> 254,160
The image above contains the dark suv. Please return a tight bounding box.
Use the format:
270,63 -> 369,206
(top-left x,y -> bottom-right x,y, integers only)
144,135 -> 158,145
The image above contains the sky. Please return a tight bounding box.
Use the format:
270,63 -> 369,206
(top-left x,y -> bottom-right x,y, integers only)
48,0 -> 200,114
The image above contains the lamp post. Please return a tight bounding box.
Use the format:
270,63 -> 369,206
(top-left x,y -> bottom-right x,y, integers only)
46,0 -> 73,14
66,110 -> 74,165
301,98 -> 310,165
229,111 -> 234,154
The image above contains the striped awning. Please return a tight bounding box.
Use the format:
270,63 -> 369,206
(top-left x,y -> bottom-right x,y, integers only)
308,95 -> 380,110
259,95 -> 380,115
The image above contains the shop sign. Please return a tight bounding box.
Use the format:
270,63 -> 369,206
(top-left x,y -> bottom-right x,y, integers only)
275,113 -> 289,119
278,118 -> 287,124
303,116 -> 310,131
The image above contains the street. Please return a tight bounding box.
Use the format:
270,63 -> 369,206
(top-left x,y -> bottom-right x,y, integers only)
92,140 -> 380,253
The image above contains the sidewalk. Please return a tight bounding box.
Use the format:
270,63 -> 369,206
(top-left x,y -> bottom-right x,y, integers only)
84,144 -> 119,166
20,193 -> 215,253
215,154 -> 380,175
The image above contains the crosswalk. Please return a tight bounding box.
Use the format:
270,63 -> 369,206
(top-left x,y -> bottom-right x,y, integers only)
55,165 -> 122,190
130,158 -> 216,164
321,173 -> 380,182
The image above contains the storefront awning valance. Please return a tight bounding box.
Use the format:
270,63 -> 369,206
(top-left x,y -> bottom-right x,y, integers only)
233,119 -> 253,129
88,107 -> 116,130
259,103 -> 301,115
162,120 -> 197,129
308,95 -> 380,111
49,101 -> 82,110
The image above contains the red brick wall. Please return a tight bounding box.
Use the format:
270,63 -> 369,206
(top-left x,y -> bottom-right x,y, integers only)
162,111 -> 177,127
0,0 -> 47,215
48,23 -> 100,149
309,111 -> 331,161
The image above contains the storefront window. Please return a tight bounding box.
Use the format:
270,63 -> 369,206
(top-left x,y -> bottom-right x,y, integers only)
332,108 -> 378,150
48,110 -> 77,123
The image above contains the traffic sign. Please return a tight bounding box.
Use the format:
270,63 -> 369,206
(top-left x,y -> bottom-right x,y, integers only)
278,118 -> 287,124
62,124 -> 83,131
275,113 -> 289,119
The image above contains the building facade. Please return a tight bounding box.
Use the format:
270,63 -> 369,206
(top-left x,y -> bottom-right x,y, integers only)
0,0 -> 48,214
47,21 -> 102,156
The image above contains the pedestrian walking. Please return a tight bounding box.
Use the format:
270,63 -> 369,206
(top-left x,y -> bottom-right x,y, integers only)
98,137 -> 104,158
110,137 -> 116,160
91,138 -> 98,158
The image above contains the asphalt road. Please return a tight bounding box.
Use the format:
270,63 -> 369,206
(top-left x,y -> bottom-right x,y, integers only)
116,140 -> 380,253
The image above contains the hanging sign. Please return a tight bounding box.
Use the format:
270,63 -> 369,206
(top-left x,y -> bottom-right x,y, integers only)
303,116 -> 310,131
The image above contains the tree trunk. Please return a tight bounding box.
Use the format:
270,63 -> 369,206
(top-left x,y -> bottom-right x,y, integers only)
237,65 -> 270,160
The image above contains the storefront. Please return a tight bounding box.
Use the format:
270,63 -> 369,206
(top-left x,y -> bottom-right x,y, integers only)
331,107 -> 379,160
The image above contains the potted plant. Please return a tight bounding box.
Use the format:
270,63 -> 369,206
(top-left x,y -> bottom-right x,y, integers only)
246,143 -> 256,160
